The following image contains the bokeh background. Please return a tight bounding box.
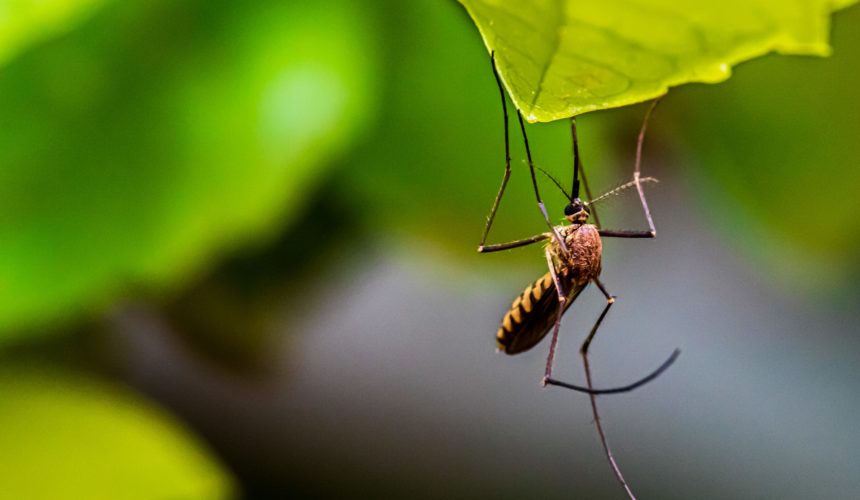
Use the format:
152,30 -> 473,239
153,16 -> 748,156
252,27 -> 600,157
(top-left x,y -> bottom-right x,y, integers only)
1,1 -> 859,499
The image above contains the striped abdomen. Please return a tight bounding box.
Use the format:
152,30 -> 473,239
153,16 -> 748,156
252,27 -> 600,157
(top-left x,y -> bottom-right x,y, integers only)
496,271 -> 585,355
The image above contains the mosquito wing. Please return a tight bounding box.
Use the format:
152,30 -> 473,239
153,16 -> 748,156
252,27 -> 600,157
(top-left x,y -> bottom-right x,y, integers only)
496,271 -> 586,355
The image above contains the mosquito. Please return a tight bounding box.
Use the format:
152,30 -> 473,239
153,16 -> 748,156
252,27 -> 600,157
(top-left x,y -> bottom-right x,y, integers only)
478,53 -> 680,500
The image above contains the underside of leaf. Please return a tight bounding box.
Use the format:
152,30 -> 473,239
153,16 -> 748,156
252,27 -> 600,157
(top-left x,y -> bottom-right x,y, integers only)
459,0 -> 857,121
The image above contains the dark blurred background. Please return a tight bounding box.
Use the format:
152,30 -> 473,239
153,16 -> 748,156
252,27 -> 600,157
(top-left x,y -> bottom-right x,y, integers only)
1,1 -> 859,499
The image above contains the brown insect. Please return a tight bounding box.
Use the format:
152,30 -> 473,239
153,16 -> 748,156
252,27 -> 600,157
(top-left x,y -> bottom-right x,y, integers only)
478,53 -> 680,500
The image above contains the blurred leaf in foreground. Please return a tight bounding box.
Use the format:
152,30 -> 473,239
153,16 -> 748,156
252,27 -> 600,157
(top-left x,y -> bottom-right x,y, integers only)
0,0 -> 377,340
0,0 -> 109,69
459,0 -> 857,121
0,368 -> 233,499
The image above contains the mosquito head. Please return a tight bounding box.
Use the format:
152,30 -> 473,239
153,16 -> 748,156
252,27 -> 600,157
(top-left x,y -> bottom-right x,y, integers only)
564,198 -> 589,224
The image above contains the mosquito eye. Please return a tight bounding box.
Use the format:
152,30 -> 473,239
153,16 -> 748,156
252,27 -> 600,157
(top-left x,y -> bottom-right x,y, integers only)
564,204 -> 580,216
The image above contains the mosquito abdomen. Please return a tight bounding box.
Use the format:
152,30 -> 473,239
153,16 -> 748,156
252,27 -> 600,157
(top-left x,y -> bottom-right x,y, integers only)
496,272 -> 562,355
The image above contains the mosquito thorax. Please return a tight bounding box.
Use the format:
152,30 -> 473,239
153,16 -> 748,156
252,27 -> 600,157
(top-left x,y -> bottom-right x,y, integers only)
563,200 -> 589,224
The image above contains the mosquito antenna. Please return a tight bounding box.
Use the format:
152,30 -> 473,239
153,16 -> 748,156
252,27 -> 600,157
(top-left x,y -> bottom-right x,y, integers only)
587,177 -> 659,206
536,166 -> 572,200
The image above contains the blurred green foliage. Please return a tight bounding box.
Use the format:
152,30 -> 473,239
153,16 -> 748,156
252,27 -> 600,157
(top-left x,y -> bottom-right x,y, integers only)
459,0 -> 856,121
0,0 -> 377,339
0,0 -> 108,68
0,367 -> 232,499
0,1 -> 378,495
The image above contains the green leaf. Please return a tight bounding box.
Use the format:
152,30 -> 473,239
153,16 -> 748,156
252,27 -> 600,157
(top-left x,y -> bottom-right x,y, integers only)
458,0 -> 857,121
669,5 -> 860,289
0,0 -> 377,339
0,0 -> 110,69
0,368 -> 233,499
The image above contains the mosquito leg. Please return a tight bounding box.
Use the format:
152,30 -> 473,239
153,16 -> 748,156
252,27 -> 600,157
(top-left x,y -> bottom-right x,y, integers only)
478,232 -> 550,253
543,277 -> 680,394
583,344 -> 637,500
541,248 -> 567,386
536,281 -> 626,396
478,52 -> 565,254
598,100 -> 661,239
545,350 -> 680,395
477,52 -> 515,251
571,118 -> 602,228
598,229 -> 655,238
581,279 -> 635,499
629,100 -> 660,237
545,249 -> 565,303
518,113 -> 569,255
580,278 -> 615,354
538,252 -> 605,389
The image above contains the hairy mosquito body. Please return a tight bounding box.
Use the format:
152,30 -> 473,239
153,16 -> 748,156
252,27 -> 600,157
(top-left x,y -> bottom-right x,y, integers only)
496,222 -> 601,355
